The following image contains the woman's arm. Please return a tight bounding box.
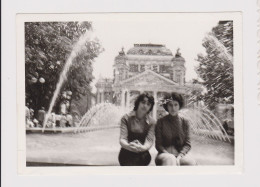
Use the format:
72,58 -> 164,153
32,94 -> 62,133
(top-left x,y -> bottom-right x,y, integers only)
178,118 -> 191,156
140,121 -> 156,151
155,119 -> 168,153
119,115 -> 138,153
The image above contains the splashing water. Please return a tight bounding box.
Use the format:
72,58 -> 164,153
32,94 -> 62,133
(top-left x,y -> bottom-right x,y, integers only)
179,107 -> 231,142
42,30 -> 95,132
204,33 -> 233,65
75,103 -> 128,133
74,102 -> 230,142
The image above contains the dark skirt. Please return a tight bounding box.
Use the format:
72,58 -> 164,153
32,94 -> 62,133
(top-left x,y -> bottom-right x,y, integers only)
118,148 -> 151,166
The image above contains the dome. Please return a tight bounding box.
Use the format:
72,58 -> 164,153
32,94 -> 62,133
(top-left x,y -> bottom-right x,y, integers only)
115,47 -> 128,61
172,48 -> 185,63
172,56 -> 185,62
126,44 -> 173,56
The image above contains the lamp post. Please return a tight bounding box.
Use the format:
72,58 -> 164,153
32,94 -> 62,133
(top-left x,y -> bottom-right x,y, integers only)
39,77 -> 45,108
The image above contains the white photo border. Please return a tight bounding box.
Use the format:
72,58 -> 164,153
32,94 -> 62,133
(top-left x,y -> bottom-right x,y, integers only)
17,12 -> 243,175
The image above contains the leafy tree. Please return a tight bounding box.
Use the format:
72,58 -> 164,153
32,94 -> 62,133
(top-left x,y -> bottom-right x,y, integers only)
25,22 -> 103,113
212,21 -> 233,56
195,21 -> 233,110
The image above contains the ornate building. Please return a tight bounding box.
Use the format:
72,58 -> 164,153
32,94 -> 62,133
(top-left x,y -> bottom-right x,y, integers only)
96,44 -> 199,119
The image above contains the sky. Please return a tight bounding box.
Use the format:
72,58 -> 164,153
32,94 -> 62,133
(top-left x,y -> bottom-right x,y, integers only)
89,14 -> 222,91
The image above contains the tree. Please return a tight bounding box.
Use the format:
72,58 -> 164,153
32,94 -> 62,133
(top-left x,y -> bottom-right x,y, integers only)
195,21 -> 233,110
25,22 -> 103,113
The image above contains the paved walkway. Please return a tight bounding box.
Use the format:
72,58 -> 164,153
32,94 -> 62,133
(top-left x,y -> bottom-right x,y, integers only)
26,128 -> 234,166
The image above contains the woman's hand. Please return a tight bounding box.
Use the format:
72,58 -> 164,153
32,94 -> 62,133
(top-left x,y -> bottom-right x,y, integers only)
128,144 -> 139,153
176,153 -> 185,166
129,140 -> 147,152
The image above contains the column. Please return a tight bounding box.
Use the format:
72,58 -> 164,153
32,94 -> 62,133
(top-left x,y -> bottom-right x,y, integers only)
138,64 -> 141,72
172,70 -> 175,82
98,92 -> 101,103
126,91 -> 130,108
185,95 -> 188,107
183,95 -> 186,107
153,91 -> 158,120
180,72 -> 184,85
101,92 -> 104,103
121,90 -> 125,107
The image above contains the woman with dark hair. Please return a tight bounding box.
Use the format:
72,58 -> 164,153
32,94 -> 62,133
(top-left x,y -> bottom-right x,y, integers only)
155,92 -> 196,166
118,92 -> 156,166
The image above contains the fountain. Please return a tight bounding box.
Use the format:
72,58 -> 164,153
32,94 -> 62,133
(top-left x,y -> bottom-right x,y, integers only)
26,103 -> 234,166
74,103 -> 128,133
36,30 -> 231,141
42,29 -> 95,132
26,30 -> 233,166
32,91 -> 231,143
179,107 -> 231,142
27,66 -> 233,165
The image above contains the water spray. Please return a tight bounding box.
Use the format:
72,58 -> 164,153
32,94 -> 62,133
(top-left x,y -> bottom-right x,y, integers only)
42,30 -> 95,132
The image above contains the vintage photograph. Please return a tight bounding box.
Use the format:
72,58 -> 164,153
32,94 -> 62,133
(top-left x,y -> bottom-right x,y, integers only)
19,13 -> 242,169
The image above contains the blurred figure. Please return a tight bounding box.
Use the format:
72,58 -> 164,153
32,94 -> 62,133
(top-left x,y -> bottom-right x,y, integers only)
222,120 -> 229,135
29,109 -> 34,119
37,107 -> 46,127
28,109 -> 36,127
25,103 -> 31,128
60,114 -> 67,128
60,101 -> 67,115
66,114 -> 73,127
33,119 -> 39,127
51,113 -> 56,128
74,114 -> 81,127
25,103 -> 30,124
55,114 -> 61,127
25,105 -> 36,128
46,113 -> 56,128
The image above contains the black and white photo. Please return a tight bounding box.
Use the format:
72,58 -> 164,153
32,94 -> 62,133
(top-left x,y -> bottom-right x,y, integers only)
16,13 -> 243,174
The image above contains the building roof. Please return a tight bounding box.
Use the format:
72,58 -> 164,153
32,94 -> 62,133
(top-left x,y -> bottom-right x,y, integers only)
120,69 -> 178,86
172,48 -> 185,62
96,78 -> 113,84
114,47 -> 128,62
126,44 -> 173,56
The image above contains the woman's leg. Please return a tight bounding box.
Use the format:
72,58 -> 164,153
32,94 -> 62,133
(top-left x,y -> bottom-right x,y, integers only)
118,148 -> 133,166
155,153 -> 177,166
179,154 -> 197,165
139,151 -> 151,166
118,148 -> 148,166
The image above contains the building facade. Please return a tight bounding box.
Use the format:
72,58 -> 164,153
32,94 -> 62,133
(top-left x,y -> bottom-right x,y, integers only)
96,44 -> 199,119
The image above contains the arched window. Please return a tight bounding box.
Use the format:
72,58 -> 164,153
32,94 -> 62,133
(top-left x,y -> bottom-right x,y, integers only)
160,65 -> 168,73
175,70 -> 182,84
176,74 -> 181,84
140,65 -> 145,72
148,49 -> 153,55
152,65 -> 158,72
130,64 -> 138,72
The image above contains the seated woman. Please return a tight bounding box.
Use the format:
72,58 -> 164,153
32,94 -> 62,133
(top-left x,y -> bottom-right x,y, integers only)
155,92 -> 196,166
118,92 -> 156,166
